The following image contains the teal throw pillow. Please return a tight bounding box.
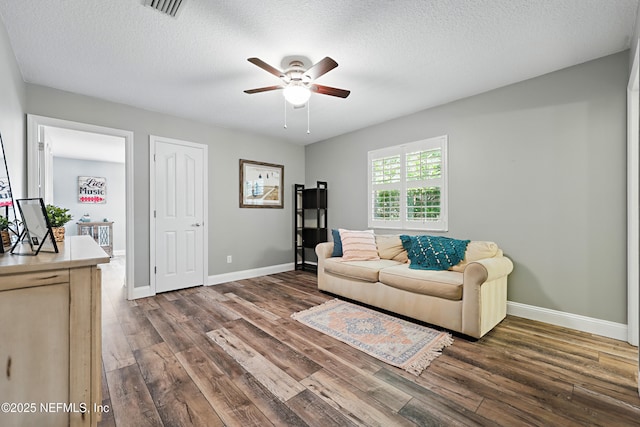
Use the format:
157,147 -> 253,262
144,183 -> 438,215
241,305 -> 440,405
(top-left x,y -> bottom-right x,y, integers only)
331,228 -> 343,257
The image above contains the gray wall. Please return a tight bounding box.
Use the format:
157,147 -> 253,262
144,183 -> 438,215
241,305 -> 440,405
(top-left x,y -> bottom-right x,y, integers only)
631,4 -> 640,71
52,157 -> 126,253
306,51 -> 628,324
0,16 -> 25,201
26,84 -> 305,288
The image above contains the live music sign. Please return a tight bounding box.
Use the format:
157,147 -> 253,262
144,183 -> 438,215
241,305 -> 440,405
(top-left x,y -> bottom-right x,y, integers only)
78,176 -> 106,204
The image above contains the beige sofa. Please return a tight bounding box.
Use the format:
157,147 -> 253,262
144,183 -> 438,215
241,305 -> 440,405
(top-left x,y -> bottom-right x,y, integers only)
315,237 -> 514,338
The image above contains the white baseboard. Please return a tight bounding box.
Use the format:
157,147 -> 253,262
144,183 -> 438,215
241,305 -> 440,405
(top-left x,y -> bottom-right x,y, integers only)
507,301 -> 629,342
208,263 -> 295,285
128,263 -> 295,299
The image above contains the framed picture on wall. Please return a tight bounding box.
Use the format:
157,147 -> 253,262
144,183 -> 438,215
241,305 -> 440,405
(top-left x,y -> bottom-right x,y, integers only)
78,176 -> 107,203
239,159 -> 284,208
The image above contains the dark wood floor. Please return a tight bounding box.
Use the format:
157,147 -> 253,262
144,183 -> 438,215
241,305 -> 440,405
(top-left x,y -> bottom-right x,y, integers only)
99,259 -> 640,426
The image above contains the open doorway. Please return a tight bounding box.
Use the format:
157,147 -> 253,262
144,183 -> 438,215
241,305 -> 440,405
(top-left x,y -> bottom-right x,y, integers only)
27,115 -> 135,299
47,127 -> 125,253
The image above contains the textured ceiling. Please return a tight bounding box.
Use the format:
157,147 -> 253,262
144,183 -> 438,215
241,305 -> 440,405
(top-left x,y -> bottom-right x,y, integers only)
0,0 -> 638,145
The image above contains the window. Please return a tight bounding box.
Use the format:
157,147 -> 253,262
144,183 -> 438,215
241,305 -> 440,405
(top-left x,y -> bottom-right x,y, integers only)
368,135 -> 448,231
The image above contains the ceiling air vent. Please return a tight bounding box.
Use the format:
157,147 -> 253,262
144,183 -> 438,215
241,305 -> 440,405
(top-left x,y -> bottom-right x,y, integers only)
143,0 -> 185,18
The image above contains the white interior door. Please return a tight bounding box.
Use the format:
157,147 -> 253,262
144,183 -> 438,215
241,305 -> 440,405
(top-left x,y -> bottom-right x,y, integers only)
153,137 -> 207,293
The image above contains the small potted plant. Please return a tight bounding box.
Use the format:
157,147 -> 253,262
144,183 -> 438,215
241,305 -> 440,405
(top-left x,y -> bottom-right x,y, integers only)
45,204 -> 73,242
0,215 -> 12,247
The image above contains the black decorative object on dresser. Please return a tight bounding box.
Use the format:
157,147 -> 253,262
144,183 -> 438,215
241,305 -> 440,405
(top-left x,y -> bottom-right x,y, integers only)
294,181 -> 327,272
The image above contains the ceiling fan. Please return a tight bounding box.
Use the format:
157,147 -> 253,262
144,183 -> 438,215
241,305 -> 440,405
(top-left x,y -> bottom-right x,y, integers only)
244,56 -> 350,106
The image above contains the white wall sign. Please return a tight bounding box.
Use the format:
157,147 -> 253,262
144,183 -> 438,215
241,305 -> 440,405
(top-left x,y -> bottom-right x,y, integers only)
78,176 -> 106,203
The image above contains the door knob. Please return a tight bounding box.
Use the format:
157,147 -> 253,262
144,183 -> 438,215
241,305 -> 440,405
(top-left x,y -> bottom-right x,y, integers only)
192,222 -> 201,227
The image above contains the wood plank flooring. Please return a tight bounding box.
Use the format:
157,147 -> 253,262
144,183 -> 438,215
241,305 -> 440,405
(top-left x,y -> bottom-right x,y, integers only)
99,258 -> 640,426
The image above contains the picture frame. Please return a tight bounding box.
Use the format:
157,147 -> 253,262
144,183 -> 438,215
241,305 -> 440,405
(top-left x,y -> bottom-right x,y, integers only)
12,198 -> 58,255
239,159 -> 284,208
0,132 -> 18,253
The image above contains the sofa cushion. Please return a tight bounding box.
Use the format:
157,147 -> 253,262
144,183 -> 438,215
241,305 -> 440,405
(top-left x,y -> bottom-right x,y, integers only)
339,229 -> 380,261
450,241 -> 500,272
324,257 -> 402,282
375,235 -> 408,263
379,264 -> 463,300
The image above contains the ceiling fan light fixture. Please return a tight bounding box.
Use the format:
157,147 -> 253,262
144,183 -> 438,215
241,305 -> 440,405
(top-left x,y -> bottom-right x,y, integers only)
283,84 -> 310,106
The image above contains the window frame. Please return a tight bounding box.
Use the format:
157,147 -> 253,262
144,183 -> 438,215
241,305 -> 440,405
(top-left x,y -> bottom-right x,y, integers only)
367,135 -> 448,231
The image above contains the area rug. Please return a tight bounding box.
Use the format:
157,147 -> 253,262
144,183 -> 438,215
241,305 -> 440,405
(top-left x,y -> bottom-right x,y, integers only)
291,299 -> 453,375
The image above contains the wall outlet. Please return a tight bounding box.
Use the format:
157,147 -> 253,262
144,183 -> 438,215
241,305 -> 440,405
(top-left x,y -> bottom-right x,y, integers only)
226,255 -> 232,264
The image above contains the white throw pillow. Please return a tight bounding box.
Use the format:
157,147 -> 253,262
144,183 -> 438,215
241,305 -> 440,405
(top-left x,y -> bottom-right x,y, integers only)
339,229 -> 380,261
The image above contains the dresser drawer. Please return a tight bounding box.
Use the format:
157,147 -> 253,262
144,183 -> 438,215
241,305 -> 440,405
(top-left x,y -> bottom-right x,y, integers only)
0,269 -> 70,291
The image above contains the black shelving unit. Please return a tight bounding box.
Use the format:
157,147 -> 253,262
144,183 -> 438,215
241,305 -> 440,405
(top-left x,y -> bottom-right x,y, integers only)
294,181 -> 328,272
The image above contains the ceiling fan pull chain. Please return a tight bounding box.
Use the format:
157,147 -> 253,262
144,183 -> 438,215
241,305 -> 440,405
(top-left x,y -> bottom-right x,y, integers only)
284,97 -> 287,129
307,98 -> 310,134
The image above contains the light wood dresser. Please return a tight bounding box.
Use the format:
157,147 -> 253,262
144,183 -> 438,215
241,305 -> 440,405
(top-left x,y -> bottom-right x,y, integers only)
0,236 -> 110,427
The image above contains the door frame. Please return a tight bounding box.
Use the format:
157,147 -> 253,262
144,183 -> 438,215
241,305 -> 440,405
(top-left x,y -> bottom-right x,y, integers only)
26,114 -> 135,298
628,40 -> 639,348
149,135 -> 208,295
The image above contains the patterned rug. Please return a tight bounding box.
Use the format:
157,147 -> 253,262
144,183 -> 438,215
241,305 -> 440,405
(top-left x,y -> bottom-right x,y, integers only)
291,299 -> 453,375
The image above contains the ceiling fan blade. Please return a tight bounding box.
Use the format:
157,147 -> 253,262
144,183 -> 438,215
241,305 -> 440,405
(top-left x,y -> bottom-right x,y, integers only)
304,57 -> 338,80
247,57 -> 284,79
310,84 -> 350,98
244,85 -> 284,94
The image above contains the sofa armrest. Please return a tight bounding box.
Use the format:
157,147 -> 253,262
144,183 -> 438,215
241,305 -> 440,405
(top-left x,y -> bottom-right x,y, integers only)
315,242 -> 334,290
316,242 -> 334,261
461,255 -> 513,338
464,256 -> 514,285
